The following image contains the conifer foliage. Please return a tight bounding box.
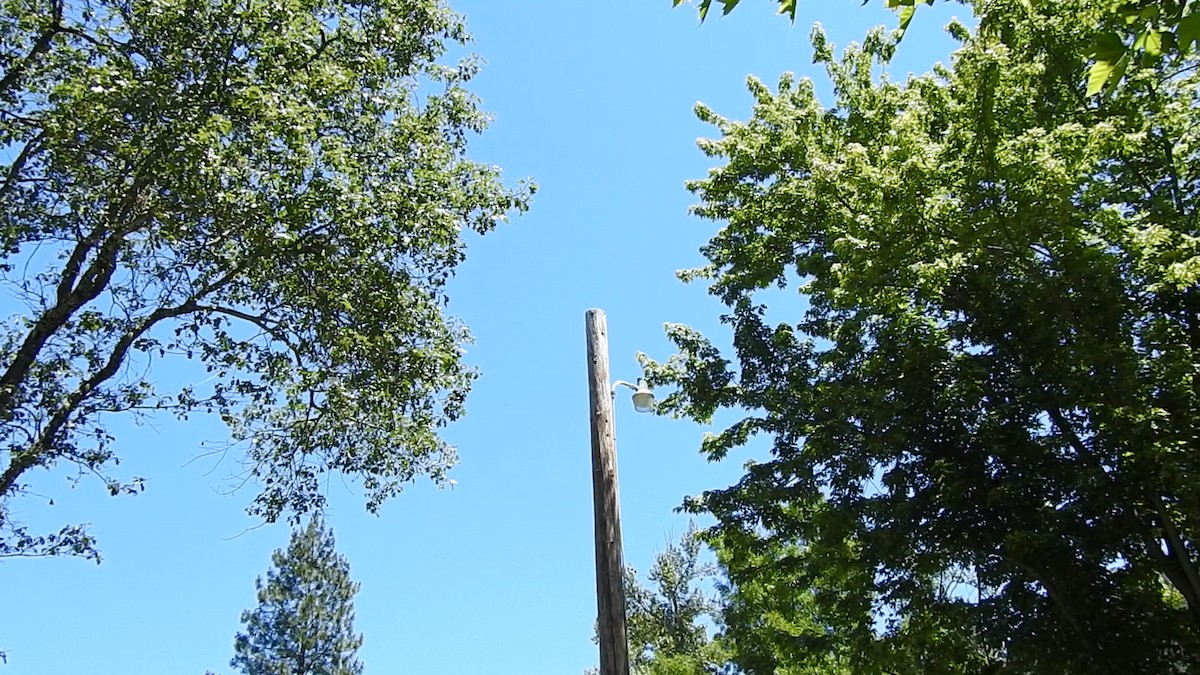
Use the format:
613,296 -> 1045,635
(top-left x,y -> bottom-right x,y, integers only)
232,519 -> 363,675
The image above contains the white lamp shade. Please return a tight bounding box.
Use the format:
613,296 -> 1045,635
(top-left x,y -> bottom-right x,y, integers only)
631,379 -> 656,413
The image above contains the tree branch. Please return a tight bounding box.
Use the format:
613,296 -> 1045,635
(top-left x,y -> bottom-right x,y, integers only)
0,131 -> 45,204
0,0 -> 64,99
0,299 -> 195,497
193,304 -> 303,361
1153,498 -> 1200,626
0,214 -> 146,420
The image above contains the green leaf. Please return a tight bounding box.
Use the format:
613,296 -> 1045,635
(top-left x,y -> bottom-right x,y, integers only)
1179,11 -> 1200,51
896,3 -> 917,34
1090,32 -> 1128,61
1086,32 -> 1130,96
721,0 -> 741,16
1104,51 -> 1131,96
777,0 -> 798,20
1088,59 -> 1113,96
1133,27 -> 1163,55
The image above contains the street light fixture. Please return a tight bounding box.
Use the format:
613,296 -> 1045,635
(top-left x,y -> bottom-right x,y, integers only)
612,378 -> 656,414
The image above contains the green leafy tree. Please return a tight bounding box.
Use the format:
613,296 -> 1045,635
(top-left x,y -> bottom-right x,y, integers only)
589,526 -> 730,675
626,525 -> 725,675
645,0 -> 1200,671
232,518 -> 363,675
0,0 -> 531,561
710,536 -> 853,675
673,0 -> 1199,96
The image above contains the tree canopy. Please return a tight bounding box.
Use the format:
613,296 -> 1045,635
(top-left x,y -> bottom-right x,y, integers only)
711,535 -> 852,675
673,0 -> 1200,95
646,0 -> 1200,670
0,0 -> 531,561
232,518 -> 363,675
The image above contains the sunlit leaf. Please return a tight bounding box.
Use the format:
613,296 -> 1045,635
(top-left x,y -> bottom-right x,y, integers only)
1088,59 -> 1116,96
1134,27 -> 1163,55
897,3 -> 917,33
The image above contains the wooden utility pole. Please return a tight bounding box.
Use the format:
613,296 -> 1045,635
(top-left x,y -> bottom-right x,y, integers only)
585,308 -> 630,675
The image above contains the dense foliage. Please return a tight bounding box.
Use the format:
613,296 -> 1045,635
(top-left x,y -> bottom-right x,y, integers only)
711,537 -> 851,675
645,0 -> 1200,670
0,0 -> 530,560
232,519 -> 363,675
673,0 -> 1199,95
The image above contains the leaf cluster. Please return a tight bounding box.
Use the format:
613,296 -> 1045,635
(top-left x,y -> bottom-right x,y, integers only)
672,0 -> 1199,96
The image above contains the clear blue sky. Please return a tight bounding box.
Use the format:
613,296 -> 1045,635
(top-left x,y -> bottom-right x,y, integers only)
1,2 -> 964,673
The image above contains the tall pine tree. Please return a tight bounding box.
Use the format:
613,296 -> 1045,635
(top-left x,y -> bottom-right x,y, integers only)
232,519 -> 363,675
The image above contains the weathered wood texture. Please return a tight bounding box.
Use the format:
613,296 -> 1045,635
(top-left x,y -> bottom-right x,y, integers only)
585,308 -> 630,675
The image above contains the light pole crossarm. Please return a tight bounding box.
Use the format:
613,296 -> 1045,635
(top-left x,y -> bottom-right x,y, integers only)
611,380 -> 637,396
